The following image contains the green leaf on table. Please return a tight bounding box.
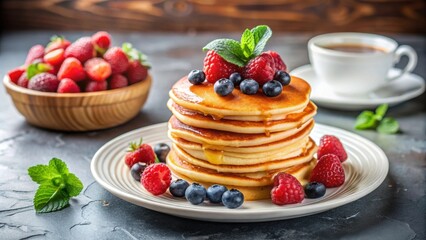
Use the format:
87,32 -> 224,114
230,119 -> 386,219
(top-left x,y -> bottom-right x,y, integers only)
49,158 -> 69,175
251,25 -> 272,56
64,173 -> 84,197
377,117 -> 399,134
240,29 -> 255,58
34,184 -> 69,213
375,104 -> 388,120
28,165 -> 60,184
354,111 -> 377,129
203,39 -> 246,67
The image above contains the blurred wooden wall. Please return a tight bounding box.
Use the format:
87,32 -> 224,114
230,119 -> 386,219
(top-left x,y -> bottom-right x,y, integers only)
1,0 -> 425,33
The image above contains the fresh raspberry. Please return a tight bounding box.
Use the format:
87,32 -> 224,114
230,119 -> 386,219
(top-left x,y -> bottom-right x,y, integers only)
84,58 -> 112,81
126,60 -> 147,84
203,50 -> 240,83
85,81 -> 107,92
45,36 -> 71,54
91,31 -> 111,55
124,141 -> 156,168
310,154 -> 345,188
17,73 -> 29,88
58,57 -> 86,82
103,47 -> 129,74
25,45 -> 45,65
265,51 -> 287,72
109,74 -> 128,89
141,163 -> 171,196
317,135 -> 348,162
28,73 -> 60,92
57,78 -> 81,93
271,172 -> 304,205
7,67 -> 26,84
64,37 -> 95,63
242,53 -> 275,86
43,48 -> 65,67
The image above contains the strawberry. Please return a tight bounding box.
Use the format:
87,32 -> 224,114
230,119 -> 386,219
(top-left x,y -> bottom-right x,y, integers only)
103,47 -> 129,74
84,58 -> 112,81
57,78 -> 81,93
271,172 -> 304,205
58,57 -> 86,82
203,50 -> 240,84
43,48 -> 65,67
141,163 -> 171,196
126,60 -> 147,84
17,73 -> 29,88
91,31 -> 111,55
25,45 -> 45,65
310,154 -> 345,188
7,67 -> 26,84
45,35 -> 71,54
64,37 -> 95,63
109,74 -> 128,89
85,80 -> 107,92
317,135 -> 348,162
265,51 -> 287,72
242,53 -> 275,86
124,140 -> 156,168
28,73 -> 60,92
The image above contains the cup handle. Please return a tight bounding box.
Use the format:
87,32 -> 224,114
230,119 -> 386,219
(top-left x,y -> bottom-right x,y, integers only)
388,45 -> 418,81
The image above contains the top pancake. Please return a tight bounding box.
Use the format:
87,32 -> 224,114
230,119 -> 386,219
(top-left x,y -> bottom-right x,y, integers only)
169,76 -> 311,119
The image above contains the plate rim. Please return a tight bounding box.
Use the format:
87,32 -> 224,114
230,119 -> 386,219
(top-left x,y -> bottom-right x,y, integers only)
90,122 -> 389,222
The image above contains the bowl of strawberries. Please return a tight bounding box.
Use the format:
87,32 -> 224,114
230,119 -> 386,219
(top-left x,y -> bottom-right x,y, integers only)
3,31 -> 152,131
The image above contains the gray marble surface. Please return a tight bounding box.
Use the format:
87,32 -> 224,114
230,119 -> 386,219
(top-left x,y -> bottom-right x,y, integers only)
0,32 -> 424,240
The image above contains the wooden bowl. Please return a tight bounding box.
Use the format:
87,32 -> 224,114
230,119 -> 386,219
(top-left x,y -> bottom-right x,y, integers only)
3,75 -> 152,131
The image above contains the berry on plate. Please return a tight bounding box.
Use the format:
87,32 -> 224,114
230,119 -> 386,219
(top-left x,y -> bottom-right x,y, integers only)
262,80 -> 282,97
271,172 -> 304,205
84,57 -> 112,81
242,53 -> 275,86
103,47 -> 129,74
304,182 -> 326,199
265,50 -> 287,72
57,57 -> 86,82
169,179 -> 190,197
28,73 -> 60,92
274,70 -> 291,86
188,70 -> 206,85
109,74 -> 128,89
45,35 -> 71,54
207,184 -> 228,204
222,189 -> 244,209
130,162 -> 147,182
240,78 -> 259,95
124,139 -> 156,168
185,183 -> 207,205
64,37 -> 96,63
85,81 -> 107,92
229,72 -> 242,87
8,67 -> 26,84
310,154 -> 345,188
91,31 -> 111,55
57,78 -> 81,93
141,163 -> 171,196
153,143 -> 170,163
25,44 -> 45,65
317,135 -> 348,162
203,50 -> 240,84
214,78 -> 234,96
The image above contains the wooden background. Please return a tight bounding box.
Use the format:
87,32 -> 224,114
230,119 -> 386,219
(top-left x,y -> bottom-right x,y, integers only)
1,0 -> 425,33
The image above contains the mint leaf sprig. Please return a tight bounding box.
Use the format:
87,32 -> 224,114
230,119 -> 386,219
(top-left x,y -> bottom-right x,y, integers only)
28,158 -> 83,213
354,104 -> 399,134
202,25 -> 272,67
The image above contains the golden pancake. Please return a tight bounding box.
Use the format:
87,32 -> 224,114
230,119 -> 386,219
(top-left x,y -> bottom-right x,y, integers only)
172,139 -> 316,173
169,76 -> 311,119
168,99 -> 317,134
168,115 -> 314,147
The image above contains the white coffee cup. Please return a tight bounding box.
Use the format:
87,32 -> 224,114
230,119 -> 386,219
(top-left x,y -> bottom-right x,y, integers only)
308,33 -> 418,95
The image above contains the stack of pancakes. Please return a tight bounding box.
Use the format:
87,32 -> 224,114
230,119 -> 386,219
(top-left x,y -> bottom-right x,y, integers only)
167,76 -> 318,200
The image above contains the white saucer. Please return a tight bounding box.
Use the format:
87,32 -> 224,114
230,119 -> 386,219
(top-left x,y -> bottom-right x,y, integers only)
91,122 -> 388,222
290,64 -> 425,110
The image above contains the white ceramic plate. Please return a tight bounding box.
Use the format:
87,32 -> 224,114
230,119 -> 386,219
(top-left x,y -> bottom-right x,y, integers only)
291,64 -> 425,110
91,122 -> 388,222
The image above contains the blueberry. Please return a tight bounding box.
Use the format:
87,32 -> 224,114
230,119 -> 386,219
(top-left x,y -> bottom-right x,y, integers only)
206,184 -> 228,204
154,143 -> 170,163
304,182 -> 326,199
214,78 -> 234,96
240,79 -> 259,95
222,189 -> 244,209
169,179 -> 190,197
229,72 -> 242,87
262,80 -> 283,97
274,70 -> 291,86
130,162 -> 147,181
188,70 -> 205,85
185,183 -> 207,205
